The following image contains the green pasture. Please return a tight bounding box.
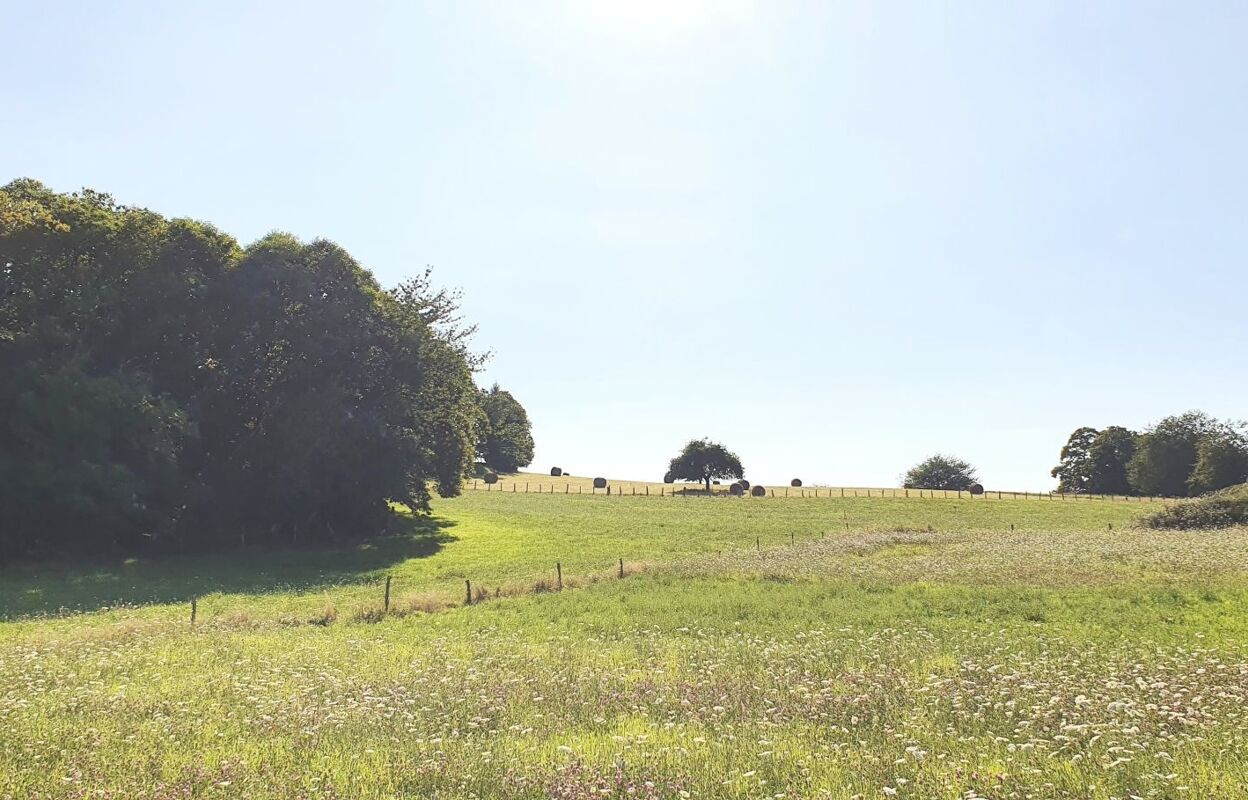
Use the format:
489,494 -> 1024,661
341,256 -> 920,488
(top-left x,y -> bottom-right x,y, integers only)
3,488 -> 1248,799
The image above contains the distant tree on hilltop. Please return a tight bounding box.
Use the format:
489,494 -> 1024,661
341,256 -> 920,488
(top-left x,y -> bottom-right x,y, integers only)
667,438 -> 744,493
903,454 -> 979,491
476,384 -> 535,473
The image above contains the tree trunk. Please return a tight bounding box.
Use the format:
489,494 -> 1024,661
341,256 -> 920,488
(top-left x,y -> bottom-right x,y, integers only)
705,476 -> 712,493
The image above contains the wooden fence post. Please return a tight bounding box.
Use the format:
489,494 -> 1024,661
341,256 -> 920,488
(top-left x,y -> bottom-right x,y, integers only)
190,596 -> 197,625
619,558 -> 625,578
556,562 -> 563,590
384,576 -> 391,613
465,579 -> 472,606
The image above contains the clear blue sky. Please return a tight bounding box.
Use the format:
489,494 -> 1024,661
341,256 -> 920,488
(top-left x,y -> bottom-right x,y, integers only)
4,1 -> 1246,489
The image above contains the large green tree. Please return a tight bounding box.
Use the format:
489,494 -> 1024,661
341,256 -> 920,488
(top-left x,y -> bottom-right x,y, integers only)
1086,426 -> 1138,495
476,384 -> 535,473
0,179 -> 482,556
667,438 -> 744,493
1127,411 -> 1219,497
1051,426 -> 1099,493
1188,424 -> 1248,495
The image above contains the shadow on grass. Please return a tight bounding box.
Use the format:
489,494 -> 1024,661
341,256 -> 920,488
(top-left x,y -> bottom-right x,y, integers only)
0,512 -> 457,621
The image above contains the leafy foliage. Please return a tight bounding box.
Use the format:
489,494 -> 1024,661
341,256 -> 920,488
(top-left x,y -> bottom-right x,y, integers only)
903,454 -> 979,491
1188,425 -> 1248,495
666,438 -> 744,493
476,384 -> 534,473
1128,412 -> 1220,497
1054,416 -> 1247,498
1086,426 -> 1138,495
0,180 -> 482,556
1051,427 -> 1098,493
1145,483 -> 1248,529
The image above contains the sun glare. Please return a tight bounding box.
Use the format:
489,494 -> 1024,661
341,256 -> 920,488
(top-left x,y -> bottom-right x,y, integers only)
566,0 -> 755,45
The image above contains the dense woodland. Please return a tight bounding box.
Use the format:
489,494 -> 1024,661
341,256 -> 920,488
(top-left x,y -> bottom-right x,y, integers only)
0,180 -> 532,558
3,180 -> 1241,560
1053,412 -> 1248,497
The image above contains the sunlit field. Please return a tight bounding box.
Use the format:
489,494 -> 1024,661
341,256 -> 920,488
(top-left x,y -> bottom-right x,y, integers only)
4,488 -> 1248,799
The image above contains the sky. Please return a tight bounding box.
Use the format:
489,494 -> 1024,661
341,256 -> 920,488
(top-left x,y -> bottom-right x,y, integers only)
4,1 -> 1246,490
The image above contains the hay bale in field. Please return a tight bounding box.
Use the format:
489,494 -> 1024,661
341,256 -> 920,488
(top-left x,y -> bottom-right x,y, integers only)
550,467 -> 563,477
969,483 -> 984,495
790,478 -> 803,487
737,479 -> 750,490
593,477 -> 608,489
729,483 -> 745,496
663,472 -> 675,484
713,480 -> 721,485
483,472 -> 499,485
750,485 -> 766,497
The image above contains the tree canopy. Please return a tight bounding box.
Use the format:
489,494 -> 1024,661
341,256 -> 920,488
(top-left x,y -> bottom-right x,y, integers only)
1051,427 -> 1098,493
903,454 -> 979,491
1052,426 -> 1137,495
476,384 -> 535,473
667,438 -> 744,493
0,179 -> 483,557
1052,413 -> 1247,498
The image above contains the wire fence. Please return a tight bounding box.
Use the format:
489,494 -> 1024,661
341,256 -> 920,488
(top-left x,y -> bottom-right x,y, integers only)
465,481 -> 1169,503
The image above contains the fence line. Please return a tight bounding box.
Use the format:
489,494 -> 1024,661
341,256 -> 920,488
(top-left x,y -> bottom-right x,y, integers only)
464,480 -> 1168,503
184,500 -> 1140,627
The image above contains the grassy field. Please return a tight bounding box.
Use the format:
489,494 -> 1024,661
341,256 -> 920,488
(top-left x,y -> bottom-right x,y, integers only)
3,486 -> 1248,798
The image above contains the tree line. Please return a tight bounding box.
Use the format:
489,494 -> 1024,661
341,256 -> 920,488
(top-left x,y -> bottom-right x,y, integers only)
1052,412 -> 1248,497
0,180 -> 533,559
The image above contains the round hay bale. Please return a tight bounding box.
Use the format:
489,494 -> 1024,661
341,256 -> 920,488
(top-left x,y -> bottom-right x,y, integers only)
737,479 -> 750,490
969,483 -> 984,495
750,485 -> 766,497
790,478 -> 803,487
729,482 -> 745,496
662,472 -> 675,484
713,480 -> 721,485
550,467 -> 562,477
593,477 -> 608,489
483,472 -> 499,485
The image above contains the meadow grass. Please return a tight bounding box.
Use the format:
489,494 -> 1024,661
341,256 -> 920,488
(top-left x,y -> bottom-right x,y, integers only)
3,490 -> 1247,798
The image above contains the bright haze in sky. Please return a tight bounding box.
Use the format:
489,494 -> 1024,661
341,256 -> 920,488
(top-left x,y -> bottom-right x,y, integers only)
4,1 -> 1246,489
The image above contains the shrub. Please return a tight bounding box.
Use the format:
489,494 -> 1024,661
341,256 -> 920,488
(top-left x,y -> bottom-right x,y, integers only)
904,454 -> 979,491
308,604 -> 338,626
352,605 -> 386,624
1145,483 -> 1248,529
